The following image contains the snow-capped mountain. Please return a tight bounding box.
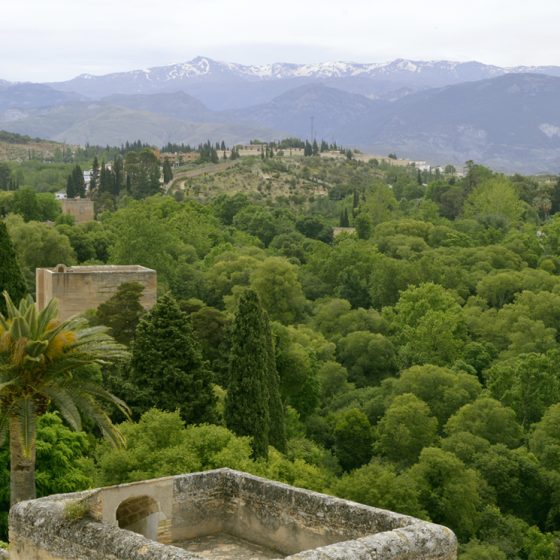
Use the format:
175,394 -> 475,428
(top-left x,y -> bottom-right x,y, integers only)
44,56 -> 560,109
63,56 -> 552,83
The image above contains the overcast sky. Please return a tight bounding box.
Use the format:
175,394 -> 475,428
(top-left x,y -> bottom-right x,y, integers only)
2,0 -> 560,82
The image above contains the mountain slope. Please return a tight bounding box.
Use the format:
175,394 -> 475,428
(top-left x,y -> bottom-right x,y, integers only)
347,73 -> 560,172
99,91 -> 218,122
0,83 -> 83,113
228,83 -> 383,139
0,101 -> 279,147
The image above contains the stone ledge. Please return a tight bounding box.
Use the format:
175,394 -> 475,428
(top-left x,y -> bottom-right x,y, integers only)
9,469 -> 457,560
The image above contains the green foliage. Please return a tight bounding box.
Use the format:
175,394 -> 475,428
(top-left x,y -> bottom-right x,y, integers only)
94,282 -> 145,346
530,404 -> 560,470
5,154 -> 560,553
0,292 -> 128,505
96,409 -> 254,485
376,393 -> 438,466
459,542 -> 507,560
66,165 -> 85,198
225,289 -> 283,458
391,365 -> 482,426
125,149 -> 161,199
333,408 -> 373,471
331,461 -> 427,519
129,292 -> 216,424
445,397 -> 523,448
273,322 -> 321,418
463,176 -> 525,230
64,500 -> 90,521
6,213 -> 76,286
250,256 -> 307,323
485,352 -> 560,427
0,221 -> 27,315
336,331 -> 397,386
410,447 -> 484,540
386,283 -> 467,367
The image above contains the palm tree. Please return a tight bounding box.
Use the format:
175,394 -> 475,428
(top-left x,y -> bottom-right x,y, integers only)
0,292 -> 130,505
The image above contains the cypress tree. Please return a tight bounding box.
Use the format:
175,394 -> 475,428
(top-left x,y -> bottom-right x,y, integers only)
339,208 -> 350,227
90,156 -> 100,192
66,174 -> 76,198
352,190 -> 360,209
129,292 -> 216,424
264,314 -> 286,453
225,289 -> 271,459
0,221 -> 27,315
162,158 -> 173,183
312,139 -> 319,156
113,155 -> 124,196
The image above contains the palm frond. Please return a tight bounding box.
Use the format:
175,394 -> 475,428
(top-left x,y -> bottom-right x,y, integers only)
17,398 -> 36,458
2,291 -> 20,320
70,393 -> 125,448
42,387 -> 82,431
0,409 -> 11,447
73,381 -> 131,418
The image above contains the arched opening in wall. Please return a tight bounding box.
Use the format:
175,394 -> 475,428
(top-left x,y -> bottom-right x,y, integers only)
116,495 -> 163,542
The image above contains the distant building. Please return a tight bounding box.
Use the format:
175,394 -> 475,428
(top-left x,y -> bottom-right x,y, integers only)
83,170 -> 93,190
412,161 -> 431,172
160,152 -> 199,166
36,264 -> 157,320
61,198 -> 95,223
333,227 -> 357,237
236,143 -> 272,158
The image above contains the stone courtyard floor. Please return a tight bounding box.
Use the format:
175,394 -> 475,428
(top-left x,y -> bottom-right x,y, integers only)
175,533 -> 284,559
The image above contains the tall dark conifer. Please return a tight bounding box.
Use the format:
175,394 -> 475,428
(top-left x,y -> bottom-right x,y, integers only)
129,292 -> 216,424
0,222 -> 27,315
264,314 -> 286,453
225,289 -> 273,458
162,158 -> 173,183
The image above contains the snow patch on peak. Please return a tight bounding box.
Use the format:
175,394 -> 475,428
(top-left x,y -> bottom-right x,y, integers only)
539,123 -> 560,138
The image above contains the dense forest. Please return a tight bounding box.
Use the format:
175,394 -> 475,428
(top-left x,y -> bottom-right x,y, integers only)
2,151 -> 560,559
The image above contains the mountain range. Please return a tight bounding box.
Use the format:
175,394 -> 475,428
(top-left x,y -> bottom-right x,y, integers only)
1,57 -> 560,172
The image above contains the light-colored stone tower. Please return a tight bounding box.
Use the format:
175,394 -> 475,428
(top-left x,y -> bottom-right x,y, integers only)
36,264 -> 157,320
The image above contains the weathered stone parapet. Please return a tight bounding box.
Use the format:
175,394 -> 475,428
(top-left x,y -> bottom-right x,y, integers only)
9,493 -> 196,560
9,469 -> 457,560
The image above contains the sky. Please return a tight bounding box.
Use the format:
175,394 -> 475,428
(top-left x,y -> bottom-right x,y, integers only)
2,0 -> 560,82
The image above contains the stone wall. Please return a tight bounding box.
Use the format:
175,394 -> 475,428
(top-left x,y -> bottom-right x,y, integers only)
9,469 -> 457,560
61,199 -> 95,223
36,264 -> 157,320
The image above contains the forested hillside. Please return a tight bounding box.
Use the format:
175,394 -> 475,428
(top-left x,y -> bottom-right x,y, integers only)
2,153 -> 560,559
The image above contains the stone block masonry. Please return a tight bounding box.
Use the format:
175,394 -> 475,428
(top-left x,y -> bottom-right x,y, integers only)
36,264 -> 157,320
61,199 -> 95,223
9,468 -> 457,560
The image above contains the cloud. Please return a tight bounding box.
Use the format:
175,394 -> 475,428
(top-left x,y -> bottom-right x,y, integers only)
2,0 -> 560,81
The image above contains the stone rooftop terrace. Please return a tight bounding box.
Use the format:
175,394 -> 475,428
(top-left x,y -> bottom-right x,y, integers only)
9,468 -> 457,560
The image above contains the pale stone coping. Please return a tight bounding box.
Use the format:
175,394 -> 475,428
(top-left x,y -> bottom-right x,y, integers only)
9,469 -> 457,560
42,265 -> 156,274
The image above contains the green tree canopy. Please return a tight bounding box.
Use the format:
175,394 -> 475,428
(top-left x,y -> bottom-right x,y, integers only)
445,397 -> 523,448
94,282 -> 145,346
129,292 -> 216,424
0,221 -> 27,315
376,393 -> 438,466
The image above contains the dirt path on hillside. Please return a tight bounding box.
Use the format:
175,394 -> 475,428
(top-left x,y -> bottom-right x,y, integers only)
167,161 -> 240,192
